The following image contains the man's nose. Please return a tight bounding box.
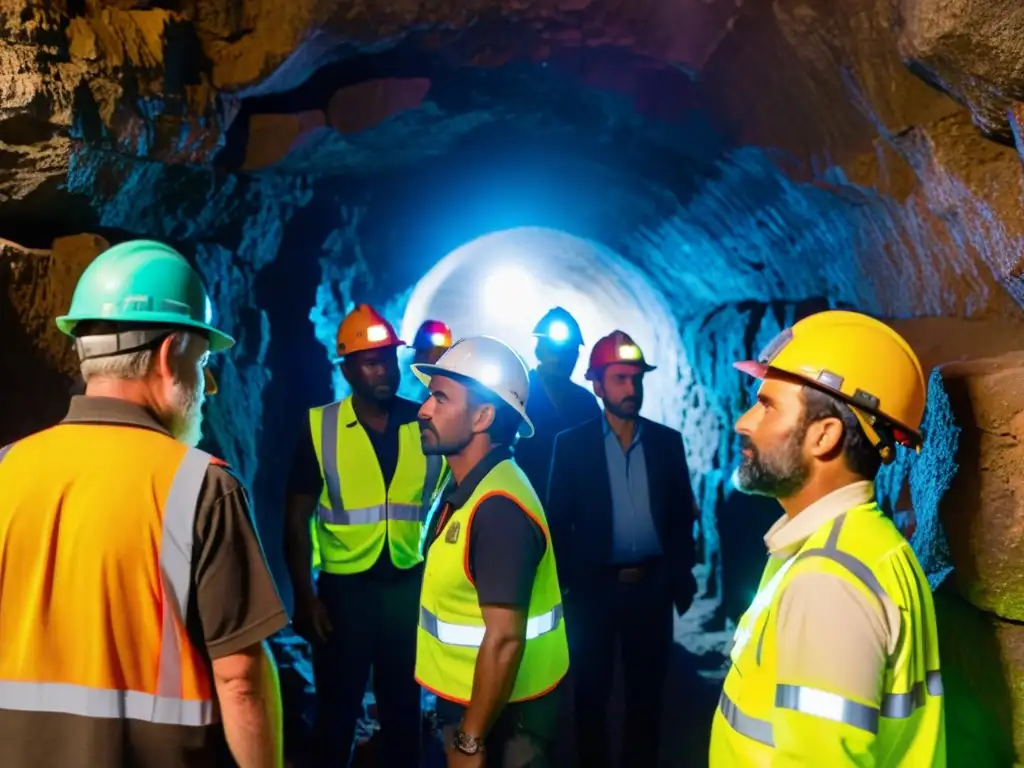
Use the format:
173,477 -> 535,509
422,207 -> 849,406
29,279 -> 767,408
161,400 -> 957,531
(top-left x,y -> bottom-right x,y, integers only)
204,368 -> 218,396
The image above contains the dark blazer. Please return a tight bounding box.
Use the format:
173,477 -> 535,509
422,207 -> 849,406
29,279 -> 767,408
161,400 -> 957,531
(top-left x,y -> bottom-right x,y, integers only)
546,415 -> 698,615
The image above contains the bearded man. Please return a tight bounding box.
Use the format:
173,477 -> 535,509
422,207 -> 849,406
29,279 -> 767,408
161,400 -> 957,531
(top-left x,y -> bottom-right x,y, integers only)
709,310 -> 946,767
0,240 -> 287,768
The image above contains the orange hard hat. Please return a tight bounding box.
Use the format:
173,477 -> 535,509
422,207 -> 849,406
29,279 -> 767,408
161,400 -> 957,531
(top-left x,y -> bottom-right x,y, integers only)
585,330 -> 656,381
335,304 -> 405,360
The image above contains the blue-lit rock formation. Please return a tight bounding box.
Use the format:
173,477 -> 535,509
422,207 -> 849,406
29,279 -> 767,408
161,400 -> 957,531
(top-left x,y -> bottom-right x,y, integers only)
5,0 -> 1024,761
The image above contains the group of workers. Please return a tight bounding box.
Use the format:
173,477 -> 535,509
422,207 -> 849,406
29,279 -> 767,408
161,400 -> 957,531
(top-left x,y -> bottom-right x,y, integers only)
0,237 -> 946,768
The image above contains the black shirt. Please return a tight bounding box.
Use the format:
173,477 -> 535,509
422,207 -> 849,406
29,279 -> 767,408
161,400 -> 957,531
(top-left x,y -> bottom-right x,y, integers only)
288,396 -> 421,579
425,448 -> 558,730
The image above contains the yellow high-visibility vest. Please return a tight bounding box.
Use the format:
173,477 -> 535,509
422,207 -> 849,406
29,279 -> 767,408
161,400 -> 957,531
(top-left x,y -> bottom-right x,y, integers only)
710,501 -> 946,766
415,458 -> 569,703
309,396 -> 445,574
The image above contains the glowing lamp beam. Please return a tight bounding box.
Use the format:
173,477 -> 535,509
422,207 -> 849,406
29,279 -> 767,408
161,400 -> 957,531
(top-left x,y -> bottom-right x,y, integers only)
547,320 -> 570,343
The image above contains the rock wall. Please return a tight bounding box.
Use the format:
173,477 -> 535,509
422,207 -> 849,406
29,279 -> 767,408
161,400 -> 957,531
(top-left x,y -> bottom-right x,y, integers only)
4,0 -> 1024,759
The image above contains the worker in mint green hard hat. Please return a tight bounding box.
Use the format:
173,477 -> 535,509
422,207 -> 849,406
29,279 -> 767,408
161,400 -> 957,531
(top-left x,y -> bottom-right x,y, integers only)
53,238 -> 235,444
0,239 -> 287,768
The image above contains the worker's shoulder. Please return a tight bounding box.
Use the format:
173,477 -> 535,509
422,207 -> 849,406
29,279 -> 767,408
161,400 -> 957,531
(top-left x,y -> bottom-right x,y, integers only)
200,454 -> 246,499
392,396 -> 423,423
553,416 -> 602,445
640,417 -> 682,443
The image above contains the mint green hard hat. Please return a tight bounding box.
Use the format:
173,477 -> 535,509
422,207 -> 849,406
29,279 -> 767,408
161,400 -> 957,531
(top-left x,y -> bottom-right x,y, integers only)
56,239 -> 234,353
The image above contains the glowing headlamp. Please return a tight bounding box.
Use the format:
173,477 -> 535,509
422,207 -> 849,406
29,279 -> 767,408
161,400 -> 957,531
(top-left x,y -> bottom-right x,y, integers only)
547,320 -> 570,343
367,324 -> 389,343
430,332 -> 448,347
618,344 -> 641,361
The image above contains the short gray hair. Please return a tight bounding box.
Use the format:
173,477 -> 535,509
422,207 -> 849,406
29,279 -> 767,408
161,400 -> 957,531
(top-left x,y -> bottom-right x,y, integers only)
78,331 -> 194,383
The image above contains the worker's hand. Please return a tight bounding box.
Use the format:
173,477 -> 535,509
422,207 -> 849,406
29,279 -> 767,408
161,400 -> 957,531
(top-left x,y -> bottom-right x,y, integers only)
293,594 -> 333,645
445,746 -> 485,768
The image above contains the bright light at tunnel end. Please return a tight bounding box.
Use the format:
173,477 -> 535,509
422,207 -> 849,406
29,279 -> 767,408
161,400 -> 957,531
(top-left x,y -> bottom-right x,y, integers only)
482,265 -> 536,317
399,226 -> 688,430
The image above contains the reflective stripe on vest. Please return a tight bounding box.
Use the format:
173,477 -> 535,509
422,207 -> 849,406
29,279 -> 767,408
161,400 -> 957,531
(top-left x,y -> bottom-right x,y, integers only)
318,400 -> 443,526
415,459 -> 569,704
720,669 -> 945,745
419,604 -> 564,648
717,511 -> 944,746
0,442 -> 215,726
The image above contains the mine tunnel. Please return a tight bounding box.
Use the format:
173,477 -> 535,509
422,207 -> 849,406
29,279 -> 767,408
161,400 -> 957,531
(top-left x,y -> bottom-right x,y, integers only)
3,1 -> 1024,767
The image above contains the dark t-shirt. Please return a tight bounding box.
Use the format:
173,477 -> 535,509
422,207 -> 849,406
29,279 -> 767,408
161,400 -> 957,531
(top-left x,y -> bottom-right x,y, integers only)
288,397 -> 421,579
0,396 -> 288,768
425,448 -> 558,728
516,369 -> 601,503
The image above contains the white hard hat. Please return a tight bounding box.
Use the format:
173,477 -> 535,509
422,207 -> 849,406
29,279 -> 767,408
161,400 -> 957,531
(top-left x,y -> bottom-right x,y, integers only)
412,335 -> 534,438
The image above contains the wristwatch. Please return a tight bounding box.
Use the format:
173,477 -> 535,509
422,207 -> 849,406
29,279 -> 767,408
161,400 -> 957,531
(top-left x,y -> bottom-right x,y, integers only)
453,729 -> 484,755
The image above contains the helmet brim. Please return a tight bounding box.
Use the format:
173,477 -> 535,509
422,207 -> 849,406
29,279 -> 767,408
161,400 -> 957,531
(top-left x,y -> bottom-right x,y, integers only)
56,314 -> 236,352
584,361 -> 657,381
733,360 -> 768,379
412,363 -> 535,439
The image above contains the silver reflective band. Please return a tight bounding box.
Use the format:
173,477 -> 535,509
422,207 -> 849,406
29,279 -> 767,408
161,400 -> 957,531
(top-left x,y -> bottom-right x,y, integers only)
881,671 -> 944,718
776,685 -> 878,734
319,502 -> 422,526
718,691 -> 774,747
420,605 -> 564,648
0,681 -> 215,726
319,402 -> 440,526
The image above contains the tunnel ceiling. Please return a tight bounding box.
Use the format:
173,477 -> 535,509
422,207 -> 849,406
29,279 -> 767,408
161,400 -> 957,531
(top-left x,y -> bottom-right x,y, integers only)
2,0 -> 1024,315
6,0 -> 1024,599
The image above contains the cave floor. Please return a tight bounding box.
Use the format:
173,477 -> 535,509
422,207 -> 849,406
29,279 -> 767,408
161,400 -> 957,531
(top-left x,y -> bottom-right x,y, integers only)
274,569 -> 730,768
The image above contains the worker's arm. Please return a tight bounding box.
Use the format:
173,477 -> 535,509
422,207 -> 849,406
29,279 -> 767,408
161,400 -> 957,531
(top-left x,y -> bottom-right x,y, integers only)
283,425 -> 323,604
461,604 -> 528,738
212,641 -> 283,768
665,431 -> 698,614
770,570 -> 894,767
544,431 -> 574,592
192,467 -> 289,768
283,490 -> 318,602
460,497 -> 546,739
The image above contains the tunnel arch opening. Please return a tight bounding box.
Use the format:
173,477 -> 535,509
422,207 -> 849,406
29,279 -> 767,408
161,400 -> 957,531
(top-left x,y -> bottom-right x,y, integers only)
398,226 -> 689,430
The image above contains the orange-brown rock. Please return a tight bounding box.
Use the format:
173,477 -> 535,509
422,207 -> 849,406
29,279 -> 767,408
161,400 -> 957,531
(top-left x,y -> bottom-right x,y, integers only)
0,234 -> 108,444
937,353 -> 1024,622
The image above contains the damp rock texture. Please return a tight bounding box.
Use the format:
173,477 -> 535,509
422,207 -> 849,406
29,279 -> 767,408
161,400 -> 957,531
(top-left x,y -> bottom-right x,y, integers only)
2,0 -> 1024,762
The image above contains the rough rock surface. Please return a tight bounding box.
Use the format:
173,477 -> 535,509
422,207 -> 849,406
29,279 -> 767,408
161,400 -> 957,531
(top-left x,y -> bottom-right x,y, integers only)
936,353 -> 1024,622
0,233 -> 109,444
4,0 -> 1024,760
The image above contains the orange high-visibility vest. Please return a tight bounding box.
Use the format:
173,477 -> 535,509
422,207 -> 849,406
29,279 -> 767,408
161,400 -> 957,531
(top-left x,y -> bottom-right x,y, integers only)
0,423 -> 220,726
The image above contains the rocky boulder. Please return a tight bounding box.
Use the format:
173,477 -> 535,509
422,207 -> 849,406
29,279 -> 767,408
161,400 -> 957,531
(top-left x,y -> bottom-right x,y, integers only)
937,353 -> 1024,621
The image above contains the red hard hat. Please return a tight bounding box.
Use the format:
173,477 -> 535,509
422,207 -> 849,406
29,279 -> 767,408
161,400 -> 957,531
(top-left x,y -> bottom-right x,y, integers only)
585,330 -> 656,381
412,319 -> 453,350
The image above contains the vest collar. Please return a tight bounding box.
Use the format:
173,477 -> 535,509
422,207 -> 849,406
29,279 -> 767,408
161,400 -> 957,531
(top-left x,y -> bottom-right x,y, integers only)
62,395 -> 171,437
445,447 -> 513,510
763,480 -> 875,560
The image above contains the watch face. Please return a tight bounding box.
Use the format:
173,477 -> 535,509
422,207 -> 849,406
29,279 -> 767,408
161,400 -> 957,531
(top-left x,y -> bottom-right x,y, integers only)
455,731 -> 482,754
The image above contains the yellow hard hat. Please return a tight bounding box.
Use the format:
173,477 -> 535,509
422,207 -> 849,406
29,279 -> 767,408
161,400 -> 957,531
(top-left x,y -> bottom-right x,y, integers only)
734,310 -> 926,464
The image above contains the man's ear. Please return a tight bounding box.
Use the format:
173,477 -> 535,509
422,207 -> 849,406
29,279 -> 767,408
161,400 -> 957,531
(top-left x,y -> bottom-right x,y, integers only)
806,416 -> 845,459
340,357 -> 353,386
155,333 -> 179,381
470,402 -> 496,435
